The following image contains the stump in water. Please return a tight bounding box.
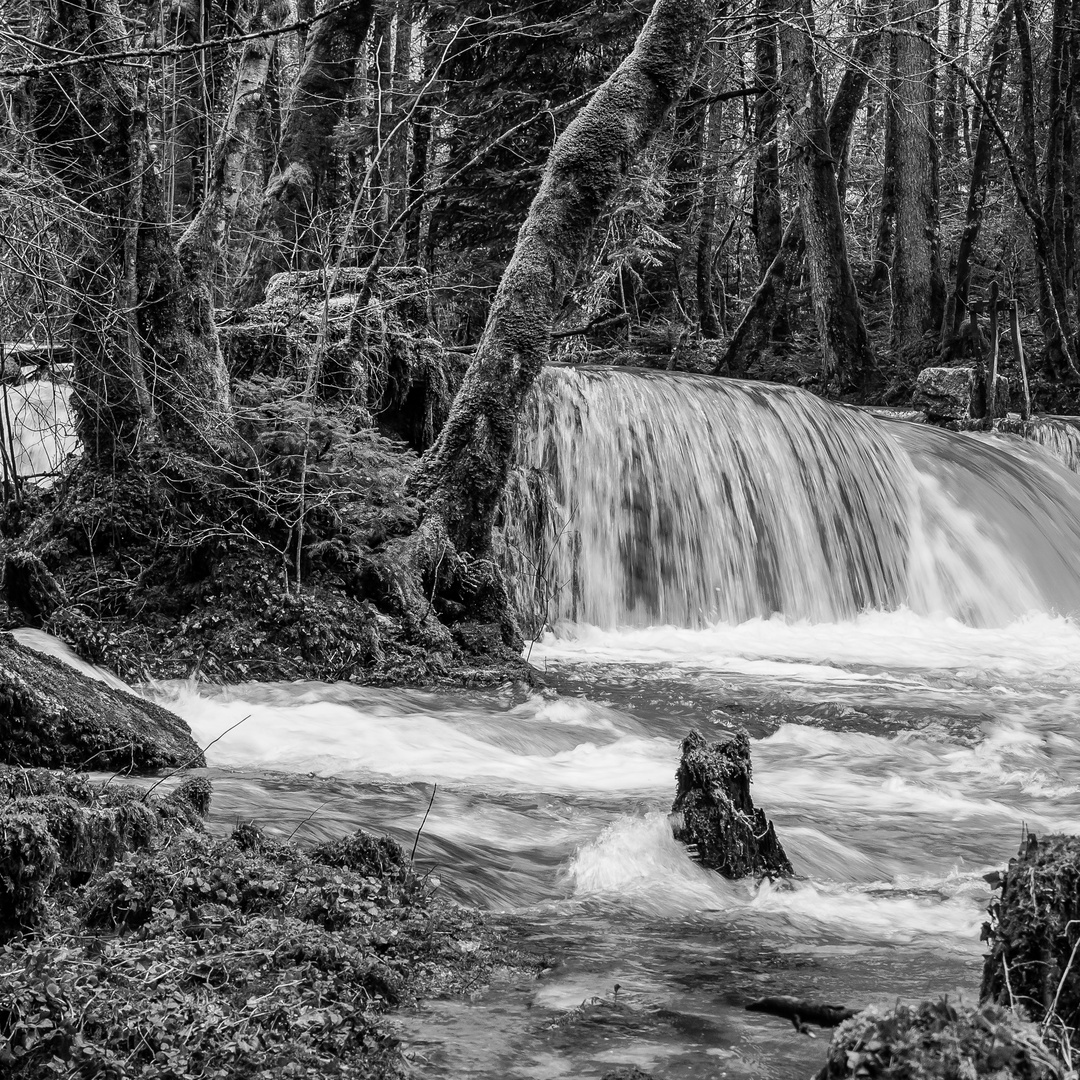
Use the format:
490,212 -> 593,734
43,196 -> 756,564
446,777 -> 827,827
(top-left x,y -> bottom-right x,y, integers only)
671,730 -> 793,879
813,1001 -> 1062,1079
981,832 -> 1080,1043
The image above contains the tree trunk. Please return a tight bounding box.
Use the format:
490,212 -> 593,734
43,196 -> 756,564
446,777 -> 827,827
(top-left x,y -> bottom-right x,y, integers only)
869,66 -> 898,290
941,0 -> 1012,349
1045,0 -> 1072,281
890,0 -> 945,352
1015,0 -> 1078,377
369,7 -> 394,243
942,0 -> 962,171
234,0 -> 376,306
777,0 -> 875,389
751,0 -> 783,277
697,29 -> 727,340
715,13 -> 881,374
409,0 -> 711,556
388,0 -> 414,252
33,0 -> 232,458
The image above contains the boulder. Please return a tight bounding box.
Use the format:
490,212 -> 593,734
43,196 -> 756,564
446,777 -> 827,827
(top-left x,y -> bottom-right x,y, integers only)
0,632 -> 203,771
913,366 -> 1010,422
813,1001 -> 1061,1079
671,730 -> 793,879
982,833 -> 1080,1041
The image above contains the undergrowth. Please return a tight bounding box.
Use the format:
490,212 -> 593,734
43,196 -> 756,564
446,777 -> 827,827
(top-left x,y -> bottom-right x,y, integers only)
0,386 -> 527,686
0,775 -> 530,1079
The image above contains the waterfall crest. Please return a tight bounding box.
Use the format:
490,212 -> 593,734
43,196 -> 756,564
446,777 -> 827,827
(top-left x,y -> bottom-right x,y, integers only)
502,367 -> 1080,630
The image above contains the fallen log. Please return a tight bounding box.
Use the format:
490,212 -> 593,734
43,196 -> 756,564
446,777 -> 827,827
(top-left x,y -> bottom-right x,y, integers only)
746,996 -> 858,1034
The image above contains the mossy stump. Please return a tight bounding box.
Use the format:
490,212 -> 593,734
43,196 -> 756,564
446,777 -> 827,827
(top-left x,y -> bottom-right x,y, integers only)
671,729 -> 793,879
982,833 -> 1080,1042
814,1001 -> 1062,1079
0,633 -> 203,771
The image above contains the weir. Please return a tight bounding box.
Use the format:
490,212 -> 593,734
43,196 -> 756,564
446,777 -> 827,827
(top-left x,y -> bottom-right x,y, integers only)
503,366 -> 1080,630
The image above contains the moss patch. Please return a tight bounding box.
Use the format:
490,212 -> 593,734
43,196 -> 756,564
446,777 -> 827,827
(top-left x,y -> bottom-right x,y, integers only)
814,1000 -> 1062,1079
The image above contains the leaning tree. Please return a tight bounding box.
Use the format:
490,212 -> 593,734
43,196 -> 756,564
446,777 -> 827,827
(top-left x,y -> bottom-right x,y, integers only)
410,0 -> 713,557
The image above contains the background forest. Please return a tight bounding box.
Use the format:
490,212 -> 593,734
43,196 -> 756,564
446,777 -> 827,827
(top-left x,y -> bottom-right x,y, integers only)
2,0 -> 1078,409
0,0 -> 1077,682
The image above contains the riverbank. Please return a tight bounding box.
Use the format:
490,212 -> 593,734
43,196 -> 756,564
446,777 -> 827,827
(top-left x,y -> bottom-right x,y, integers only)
0,763 -> 538,1079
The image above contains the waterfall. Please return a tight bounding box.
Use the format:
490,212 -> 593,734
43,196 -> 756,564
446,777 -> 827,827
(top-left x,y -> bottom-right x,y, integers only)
502,367 -> 1080,631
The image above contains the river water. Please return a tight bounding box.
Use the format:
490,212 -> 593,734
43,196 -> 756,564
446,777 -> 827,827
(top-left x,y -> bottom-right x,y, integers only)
27,369 -> 1080,1078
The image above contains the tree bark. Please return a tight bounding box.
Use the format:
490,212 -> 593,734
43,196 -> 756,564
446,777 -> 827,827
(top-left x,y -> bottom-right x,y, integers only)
235,0 -> 376,306
941,0 -> 1012,349
751,0 -> 782,277
715,14 -> 881,374
409,0 -> 711,556
777,0 -> 875,389
890,0 -> 945,352
33,0 -> 232,458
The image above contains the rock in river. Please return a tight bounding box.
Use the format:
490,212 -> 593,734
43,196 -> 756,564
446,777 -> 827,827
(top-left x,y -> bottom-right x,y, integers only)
0,633 -> 203,771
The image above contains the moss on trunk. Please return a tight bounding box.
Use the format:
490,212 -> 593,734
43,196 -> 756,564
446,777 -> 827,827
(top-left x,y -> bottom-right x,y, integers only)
410,0 -> 711,557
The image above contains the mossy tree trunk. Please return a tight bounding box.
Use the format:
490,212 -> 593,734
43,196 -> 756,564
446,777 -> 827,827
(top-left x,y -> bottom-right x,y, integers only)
410,0 -> 712,556
32,0 -> 233,461
235,0 -> 376,306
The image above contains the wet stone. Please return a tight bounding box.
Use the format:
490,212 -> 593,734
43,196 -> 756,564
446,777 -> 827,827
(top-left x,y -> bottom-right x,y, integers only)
913,366 -> 1010,421
670,729 -> 793,879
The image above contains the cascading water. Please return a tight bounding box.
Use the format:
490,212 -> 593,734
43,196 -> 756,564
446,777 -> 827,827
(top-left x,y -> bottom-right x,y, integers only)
30,366 -> 1080,1078
503,366 -> 1080,630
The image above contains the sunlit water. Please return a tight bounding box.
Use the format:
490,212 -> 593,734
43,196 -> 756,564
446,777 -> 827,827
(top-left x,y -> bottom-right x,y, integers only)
22,371 -> 1080,1078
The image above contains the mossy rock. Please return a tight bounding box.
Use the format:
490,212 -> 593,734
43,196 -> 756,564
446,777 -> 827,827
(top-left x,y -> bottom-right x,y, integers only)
982,833 -> 1080,1043
815,1000 -> 1063,1079
0,633 -> 202,771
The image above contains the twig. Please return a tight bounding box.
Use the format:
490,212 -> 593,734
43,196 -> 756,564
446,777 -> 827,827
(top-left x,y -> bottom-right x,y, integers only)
1044,921 -> 1080,1034
285,799 -> 338,842
411,783 -> 437,862
141,714 -> 250,801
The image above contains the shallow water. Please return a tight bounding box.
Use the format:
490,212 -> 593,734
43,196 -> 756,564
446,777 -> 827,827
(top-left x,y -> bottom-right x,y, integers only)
135,606 -> 1080,1079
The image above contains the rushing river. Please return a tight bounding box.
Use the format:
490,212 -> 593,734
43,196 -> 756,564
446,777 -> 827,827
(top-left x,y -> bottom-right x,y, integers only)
23,368 -> 1080,1078
139,610 -> 1080,1080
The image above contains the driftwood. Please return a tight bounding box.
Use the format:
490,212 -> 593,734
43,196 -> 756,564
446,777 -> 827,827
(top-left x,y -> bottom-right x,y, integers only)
746,996 -> 858,1035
